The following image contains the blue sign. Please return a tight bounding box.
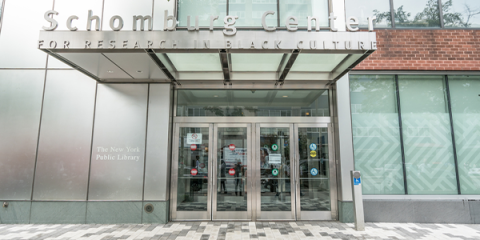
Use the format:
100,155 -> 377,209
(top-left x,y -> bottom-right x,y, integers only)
309,143 -> 317,151
310,168 -> 318,176
353,178 -> 361,185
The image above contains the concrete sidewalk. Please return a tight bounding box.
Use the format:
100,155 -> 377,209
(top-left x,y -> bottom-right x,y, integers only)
1,221 -> 480,240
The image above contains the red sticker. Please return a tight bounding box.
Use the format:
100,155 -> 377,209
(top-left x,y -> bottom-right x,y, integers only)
190,144 -> 197,151
229,168 -> 236,176
191,168 -> 198,176
229,144 -> 235,151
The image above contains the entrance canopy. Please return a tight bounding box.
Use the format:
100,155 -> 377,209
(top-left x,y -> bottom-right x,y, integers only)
39,31 -> 376,88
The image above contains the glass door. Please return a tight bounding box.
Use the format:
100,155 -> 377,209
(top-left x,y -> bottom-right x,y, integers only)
255,124 -> 295,220
170,123 -> 213,221
212,124 -> 252,220
294,124 -> 336,220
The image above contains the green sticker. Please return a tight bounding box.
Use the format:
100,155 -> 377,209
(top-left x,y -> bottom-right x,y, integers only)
271,144 -> 278,151
272,168 -> 279,176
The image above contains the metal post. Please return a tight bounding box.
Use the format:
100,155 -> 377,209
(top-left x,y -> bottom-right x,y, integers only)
351,171 -> 364,231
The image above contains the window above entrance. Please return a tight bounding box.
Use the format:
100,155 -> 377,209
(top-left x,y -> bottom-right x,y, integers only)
177,89 -> 329,117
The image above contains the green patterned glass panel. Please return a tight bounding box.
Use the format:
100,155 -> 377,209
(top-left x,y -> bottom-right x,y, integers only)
350,75 -> 405,195
398,75 -> 457,195
449,76 -> 480,194
178,0 -> 227,27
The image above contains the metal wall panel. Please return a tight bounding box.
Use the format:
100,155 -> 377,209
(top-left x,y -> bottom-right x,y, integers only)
32,70 -> 97,200
102,0 -> 153,31
0,0 -> 52,68
48,0 -> 104,69
88,84 -> 148,200
335,74 -> 354,201
144,84 -> 171,200
0,70 -> 45,200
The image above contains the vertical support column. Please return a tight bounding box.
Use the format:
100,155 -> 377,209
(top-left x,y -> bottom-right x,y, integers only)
333,74 -> 355,223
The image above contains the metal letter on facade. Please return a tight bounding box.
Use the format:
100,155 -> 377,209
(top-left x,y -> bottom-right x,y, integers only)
110,15 -> 124,31
133,15 -> 153,31
346,16 -> 359,32
87,10 -> 100,31
210,16 -> 219,31
43,10 -> 58,31
187,16 -> 199,31
285,16 -> 298,32
66,15 -> 79,31
329,13 -> 337,32
307,16 -> 320,32
262,11 -> 276,31
367,16 -> 377,32
223,16 -> 239,36
164,10 -> 177,31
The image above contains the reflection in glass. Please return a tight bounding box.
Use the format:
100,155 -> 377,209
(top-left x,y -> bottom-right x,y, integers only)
291,54 -> 348,72
177,127 -> 209,211
442,0 -> 480,28
398,75 -> 457,194
178,0 -> 227,27
217,127 -> 248,211
350,75 -> 405,194
166,53 -> 222,72
345,0 -> 392,28
177,89 -> 329,117
392,0 -> 441,28
260,128 -> 291,211
229,0 -> 277,27
298,128 -> 330,211
279,0 -> 329,27
449,76 -> 480,194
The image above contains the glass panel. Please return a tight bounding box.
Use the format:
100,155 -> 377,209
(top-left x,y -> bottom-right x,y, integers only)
231,53 -> 284,71
259,127 -> 291,211
393,0 -> 441,28
398,75 -> 457,195
178,0 -> 227,27
217,127 -> 248,211
448,76 -> 480,194
350,75 -> 405,195
298,128 -> 330,211
279,0 -> 329,27
291,54 -> 348,72
166,53 -> 222,71
345,0 -> 392,28
229,0 -> 277,27
177,89 -> 329,117
177,127 -> 210,211
442,0 -> 480,28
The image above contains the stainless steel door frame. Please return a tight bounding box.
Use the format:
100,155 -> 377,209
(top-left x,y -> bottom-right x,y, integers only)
170,123 -> 214,221
255,123 -> 296,221
212,123 -> 252,220
294,123 -> 337,220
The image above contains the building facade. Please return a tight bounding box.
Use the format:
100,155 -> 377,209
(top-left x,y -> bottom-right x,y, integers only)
0,0 -> 479,224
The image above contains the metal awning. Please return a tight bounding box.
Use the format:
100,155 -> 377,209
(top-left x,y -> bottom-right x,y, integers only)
39,31 -> 376,88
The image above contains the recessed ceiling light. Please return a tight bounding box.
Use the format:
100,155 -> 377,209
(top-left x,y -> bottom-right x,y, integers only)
107,70 -> 114,73
214,95 -> 218,97
282,95 -> 288,98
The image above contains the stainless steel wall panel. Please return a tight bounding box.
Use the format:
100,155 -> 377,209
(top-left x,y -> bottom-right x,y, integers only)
335,74 -> 354,201
144,84 -> 171,201
153,0 -> 175,31
103,53 -> 168,80
0,70 -> 45,200
103,0 -> 153,31
32,70 -> 97,200
88,84 -> 148,200
0,0 -> 52,68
